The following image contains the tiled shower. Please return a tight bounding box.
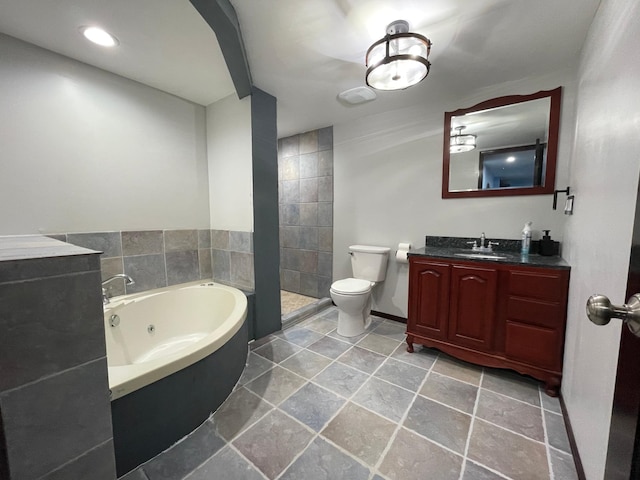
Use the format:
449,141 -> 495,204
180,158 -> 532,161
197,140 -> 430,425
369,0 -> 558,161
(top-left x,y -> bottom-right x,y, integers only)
278,126 -> 334,299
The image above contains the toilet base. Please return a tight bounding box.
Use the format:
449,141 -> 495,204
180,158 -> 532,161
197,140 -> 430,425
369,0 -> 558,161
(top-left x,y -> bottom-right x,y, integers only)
336,310 -> 372,337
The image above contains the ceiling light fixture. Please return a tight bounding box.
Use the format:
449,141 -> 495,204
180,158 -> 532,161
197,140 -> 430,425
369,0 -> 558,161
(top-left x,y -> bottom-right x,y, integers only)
506,156 -> 516,162
450,126 -> 477,153
80,26 -> 119,47
365,20 -> 432,91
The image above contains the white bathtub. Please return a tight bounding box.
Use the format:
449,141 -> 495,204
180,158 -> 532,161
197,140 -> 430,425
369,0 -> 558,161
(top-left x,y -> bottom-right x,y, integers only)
104,281 -> 247,400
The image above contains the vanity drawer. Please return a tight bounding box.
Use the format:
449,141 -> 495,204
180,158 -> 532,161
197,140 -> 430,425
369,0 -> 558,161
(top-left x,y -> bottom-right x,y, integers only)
508,270 -> 566,302
505,322 -> 560,370
507,296 -> 562,328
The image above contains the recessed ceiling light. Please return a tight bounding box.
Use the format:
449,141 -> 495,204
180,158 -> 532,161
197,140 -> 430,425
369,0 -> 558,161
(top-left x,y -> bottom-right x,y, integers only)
506,156 -> 516,162
80,26 -> 119,47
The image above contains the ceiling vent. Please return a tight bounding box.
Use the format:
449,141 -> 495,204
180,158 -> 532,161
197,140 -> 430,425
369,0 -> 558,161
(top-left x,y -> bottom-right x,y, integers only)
337,86 -> 377,106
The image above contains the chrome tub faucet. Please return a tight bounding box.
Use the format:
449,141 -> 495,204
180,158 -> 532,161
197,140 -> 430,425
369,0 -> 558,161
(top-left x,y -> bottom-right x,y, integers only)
102,274 -> 135,305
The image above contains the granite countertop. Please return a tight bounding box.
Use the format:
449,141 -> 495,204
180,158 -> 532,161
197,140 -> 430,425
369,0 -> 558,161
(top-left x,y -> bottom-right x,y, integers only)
408,246 -> 570,269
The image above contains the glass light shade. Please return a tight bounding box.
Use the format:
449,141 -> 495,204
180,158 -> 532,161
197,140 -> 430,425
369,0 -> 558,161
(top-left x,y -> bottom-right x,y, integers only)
366,30 -> 431,91
450,133 -> 477,153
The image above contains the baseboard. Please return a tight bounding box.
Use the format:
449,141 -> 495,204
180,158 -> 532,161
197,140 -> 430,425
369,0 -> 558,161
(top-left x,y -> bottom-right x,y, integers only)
559,395 -> 587,480
371,310 -> 407,324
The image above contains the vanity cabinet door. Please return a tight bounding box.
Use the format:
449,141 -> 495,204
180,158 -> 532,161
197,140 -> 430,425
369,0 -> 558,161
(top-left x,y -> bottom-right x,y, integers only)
448,264 -> 498,352
408,259 -> 450,340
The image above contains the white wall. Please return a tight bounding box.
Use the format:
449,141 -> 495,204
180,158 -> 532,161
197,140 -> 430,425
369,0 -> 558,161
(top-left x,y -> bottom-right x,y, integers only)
560,0 -> 640,477
334,71 -> 576,317
206,94 -> 254,232
0,34 -> 210,234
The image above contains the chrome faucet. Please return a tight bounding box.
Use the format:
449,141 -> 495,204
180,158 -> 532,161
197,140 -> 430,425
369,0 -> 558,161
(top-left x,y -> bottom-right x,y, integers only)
467,233 -> 500,253
101,274 -> 135,305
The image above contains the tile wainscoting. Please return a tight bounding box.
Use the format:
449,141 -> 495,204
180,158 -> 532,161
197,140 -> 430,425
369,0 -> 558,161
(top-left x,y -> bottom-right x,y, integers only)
49,229 -> 255,297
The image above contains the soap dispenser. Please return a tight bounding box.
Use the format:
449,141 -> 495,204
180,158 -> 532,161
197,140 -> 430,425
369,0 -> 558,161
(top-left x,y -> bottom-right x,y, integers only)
521,222 -> 532,255
539,230 -> 558,256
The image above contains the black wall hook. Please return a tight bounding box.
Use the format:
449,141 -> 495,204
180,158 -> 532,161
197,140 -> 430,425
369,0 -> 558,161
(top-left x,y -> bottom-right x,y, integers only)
553,186 -> 571,210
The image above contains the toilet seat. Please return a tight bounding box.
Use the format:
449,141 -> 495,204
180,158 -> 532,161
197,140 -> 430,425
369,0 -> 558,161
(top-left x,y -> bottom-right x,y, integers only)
330,278 -> 372,295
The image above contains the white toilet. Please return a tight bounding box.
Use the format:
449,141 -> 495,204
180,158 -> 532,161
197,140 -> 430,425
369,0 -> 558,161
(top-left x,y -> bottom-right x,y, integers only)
330,245 -> 391,337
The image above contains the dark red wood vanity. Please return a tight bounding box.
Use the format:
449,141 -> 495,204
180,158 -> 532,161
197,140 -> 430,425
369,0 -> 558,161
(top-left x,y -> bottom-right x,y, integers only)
407,254 -> 570,396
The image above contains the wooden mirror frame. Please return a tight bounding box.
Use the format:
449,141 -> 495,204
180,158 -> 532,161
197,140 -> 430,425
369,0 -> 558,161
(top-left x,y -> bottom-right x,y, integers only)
442,87 -> 562,199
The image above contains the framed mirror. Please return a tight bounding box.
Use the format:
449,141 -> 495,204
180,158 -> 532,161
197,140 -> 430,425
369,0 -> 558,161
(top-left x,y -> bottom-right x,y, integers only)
442,87 -> 562,198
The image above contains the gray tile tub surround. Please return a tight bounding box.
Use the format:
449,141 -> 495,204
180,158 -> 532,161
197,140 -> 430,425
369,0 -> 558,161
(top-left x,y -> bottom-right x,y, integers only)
0,237 -> 116,480
61,229 -> 215,297
210,229 -> 255,291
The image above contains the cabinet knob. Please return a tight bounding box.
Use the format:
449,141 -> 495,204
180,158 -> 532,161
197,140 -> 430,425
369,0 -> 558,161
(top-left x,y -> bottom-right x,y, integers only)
586,293 -> 640,336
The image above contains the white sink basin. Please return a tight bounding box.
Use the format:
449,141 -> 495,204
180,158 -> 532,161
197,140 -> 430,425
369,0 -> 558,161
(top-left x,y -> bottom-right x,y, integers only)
454,253 -> 507,260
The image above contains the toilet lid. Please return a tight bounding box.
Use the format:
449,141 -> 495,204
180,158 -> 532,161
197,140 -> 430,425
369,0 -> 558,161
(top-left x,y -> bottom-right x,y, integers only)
331,278 -> 372,295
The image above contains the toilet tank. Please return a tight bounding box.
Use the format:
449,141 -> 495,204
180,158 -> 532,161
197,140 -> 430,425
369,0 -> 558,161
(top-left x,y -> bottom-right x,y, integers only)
349,245 -> 391,282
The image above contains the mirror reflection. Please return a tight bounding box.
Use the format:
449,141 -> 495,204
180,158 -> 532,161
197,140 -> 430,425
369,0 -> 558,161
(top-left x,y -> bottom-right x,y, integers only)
442,88 -> 561,199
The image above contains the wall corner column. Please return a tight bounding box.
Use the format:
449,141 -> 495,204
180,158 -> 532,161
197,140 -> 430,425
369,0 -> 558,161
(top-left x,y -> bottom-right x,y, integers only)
251,87 -> 281,338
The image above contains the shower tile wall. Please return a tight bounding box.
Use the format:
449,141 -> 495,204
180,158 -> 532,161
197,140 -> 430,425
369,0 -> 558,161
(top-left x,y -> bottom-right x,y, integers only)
52,229 -> 254,297
278,127 -> 333,298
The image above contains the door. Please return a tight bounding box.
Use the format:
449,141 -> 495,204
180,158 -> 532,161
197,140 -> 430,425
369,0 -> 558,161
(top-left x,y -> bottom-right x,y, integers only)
407,258 -> 450,340
589,182 -> 640,479
448,264 -> 498,352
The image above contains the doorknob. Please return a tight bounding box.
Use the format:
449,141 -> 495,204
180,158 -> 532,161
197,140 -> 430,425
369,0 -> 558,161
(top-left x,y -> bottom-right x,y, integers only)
586,294 -> 640,336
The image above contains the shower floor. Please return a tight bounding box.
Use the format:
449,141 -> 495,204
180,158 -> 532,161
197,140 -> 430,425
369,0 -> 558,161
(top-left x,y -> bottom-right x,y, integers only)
280,291 -> 317,316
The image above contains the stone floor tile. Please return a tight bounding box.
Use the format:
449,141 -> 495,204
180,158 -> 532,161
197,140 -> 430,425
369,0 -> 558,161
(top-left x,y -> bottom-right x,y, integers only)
307,336 -> 352,359
313,362 -> 370,398
482,368 -> 541,406
319,308 -> 339,321
327,329 -> 369,344
550,448 -> 579,480
253,337 -> 302,363
420,372 -> 478,414
277,326 -> 325,347
352,377 -> 415,422
432,355 -> 483,386
245,365 -> 306,406
321,402 -> 396,466
279,382 -> 345,431
467,419 -> 549,479
249,334 -> 277,350
186,446 -> 264,480
375,358 -> 428,392
390,343 -> 438,370
300,316 -> 337,334
372,321 -> 407,342
142,421 -> 225,480
356,333 -> 401,356
541,393 -> 563,414
233,410 -> 314,479
280,349 -> 332,379
279,436 -> 371,480
337,346 -> 387,374
462,460 -> 506,480
212,387 -> 272,441
404,395 -> 471,454
476,389 -> 544,441
545,410 -> 572,453
238,352 -> 275,385
378,428 -> 463,480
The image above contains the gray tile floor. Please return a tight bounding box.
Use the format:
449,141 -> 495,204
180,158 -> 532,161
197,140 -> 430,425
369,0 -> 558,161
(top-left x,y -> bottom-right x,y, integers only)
121,307 -> 579,480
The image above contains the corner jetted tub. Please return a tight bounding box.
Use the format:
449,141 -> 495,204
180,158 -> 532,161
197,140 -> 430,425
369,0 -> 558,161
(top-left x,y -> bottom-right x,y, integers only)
105,281 -> 248,477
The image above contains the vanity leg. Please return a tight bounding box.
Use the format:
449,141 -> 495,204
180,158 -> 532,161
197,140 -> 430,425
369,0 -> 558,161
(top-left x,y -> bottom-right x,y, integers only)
406,335 -> 414,353
544,376 -> 561,397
